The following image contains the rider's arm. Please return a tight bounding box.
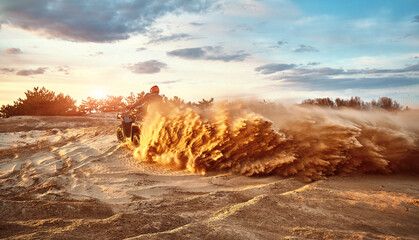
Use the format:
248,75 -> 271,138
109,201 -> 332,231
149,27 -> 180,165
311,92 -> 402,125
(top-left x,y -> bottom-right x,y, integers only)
130,98 -> 145,110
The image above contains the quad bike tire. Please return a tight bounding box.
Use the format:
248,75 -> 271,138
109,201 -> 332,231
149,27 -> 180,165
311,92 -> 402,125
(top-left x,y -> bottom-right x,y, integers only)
132,133 -> 140,146
116,127 -> 125,143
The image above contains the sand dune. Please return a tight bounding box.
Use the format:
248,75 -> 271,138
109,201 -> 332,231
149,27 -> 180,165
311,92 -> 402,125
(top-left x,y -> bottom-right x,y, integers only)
0,108 -> 418,239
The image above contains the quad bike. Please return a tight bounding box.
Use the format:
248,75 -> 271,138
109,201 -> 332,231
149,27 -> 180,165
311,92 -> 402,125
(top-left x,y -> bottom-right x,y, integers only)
116,108 -> 143,146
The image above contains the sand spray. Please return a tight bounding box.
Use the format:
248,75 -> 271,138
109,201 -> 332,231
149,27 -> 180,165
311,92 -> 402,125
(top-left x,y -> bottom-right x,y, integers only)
132,101 -> 418,180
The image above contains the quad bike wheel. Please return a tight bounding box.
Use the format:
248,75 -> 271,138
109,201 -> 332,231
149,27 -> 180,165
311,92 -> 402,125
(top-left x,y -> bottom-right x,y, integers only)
116,127 -> 125,143
132,133 -> 140,146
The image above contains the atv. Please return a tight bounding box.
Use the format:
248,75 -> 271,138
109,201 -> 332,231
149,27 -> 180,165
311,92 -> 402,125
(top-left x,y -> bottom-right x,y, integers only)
116,109 -> 142,146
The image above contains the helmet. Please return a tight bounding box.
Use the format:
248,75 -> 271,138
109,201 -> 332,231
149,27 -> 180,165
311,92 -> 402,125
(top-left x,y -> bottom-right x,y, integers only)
150,85 -> 159,94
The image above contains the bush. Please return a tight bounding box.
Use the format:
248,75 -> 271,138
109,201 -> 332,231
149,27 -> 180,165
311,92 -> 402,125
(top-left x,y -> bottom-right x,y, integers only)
0,87 -> 77,117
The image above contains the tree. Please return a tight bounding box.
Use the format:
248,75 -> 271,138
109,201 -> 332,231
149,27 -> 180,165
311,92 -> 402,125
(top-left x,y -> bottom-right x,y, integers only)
335,98 -> 347,108
376,97 -> 402,111
125,91 -> 145,109
0,87 -> 77,117
302,98 -> 335,108
52,93 -> 77,115
80,97 -> 100,113
125,92 -> 137,106
19,87 -> 55,115
100,95 -> 126,112
347,96 -> 363,110
0,104 -> 20,118
166,96 -> 185,106
194,98 -> 214,108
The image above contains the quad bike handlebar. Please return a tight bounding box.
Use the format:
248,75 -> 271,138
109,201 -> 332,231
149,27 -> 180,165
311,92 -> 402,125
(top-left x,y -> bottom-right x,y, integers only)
116,108 -> 140,119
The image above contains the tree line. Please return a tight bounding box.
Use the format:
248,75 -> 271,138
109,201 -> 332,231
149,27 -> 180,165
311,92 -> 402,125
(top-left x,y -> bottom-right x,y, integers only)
0,87 -> 214,118
1,87 -> 407,118
301,96 -> 405,111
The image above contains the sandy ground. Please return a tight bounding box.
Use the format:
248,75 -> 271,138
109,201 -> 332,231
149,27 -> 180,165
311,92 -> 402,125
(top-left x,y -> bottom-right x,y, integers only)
0,113 -> 418,239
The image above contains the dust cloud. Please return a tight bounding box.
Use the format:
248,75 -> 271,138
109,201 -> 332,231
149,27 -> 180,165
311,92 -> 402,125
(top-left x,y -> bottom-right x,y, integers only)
133,101 -> 418,180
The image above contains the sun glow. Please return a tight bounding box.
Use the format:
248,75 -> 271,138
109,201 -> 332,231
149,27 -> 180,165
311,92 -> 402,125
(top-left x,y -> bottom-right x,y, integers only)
91,89 -> 107,99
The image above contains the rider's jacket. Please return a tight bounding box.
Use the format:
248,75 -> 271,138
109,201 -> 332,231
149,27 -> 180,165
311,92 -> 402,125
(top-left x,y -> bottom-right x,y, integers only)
130,92 -> 162,112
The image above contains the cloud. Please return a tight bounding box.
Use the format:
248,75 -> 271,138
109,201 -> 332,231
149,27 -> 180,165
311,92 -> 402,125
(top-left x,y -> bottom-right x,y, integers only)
56,66 -> 70,75
89,51 -> 104,56
293,44 -> 319,53
127,60 -> 167,74
403,62 -> 419,72
413,15 -> 419,23
190,22 -> 205,26
136,47 -> 147,52
278,75 -> 418,91
167,46 -> 249,62
255,63 -> 296,74
220,0 -> 272,18
0,0 -> 217,42
259,62 -> 419,77
307,62 -> 320,66
352,62 -> 419,74
277,41 -> 287,46
0,68 -> 16,73
388,33 -> 412,43
268,40 -> 288,49
266,63 -> 419,91
146,80 -> 180,86
148,33 -> 193,44
16,67 -> 47,76
232,24 -> 253,32
206,51 -> 249,61
158,80 -> 180,84
5,48 -> 23,54
167,47 -> 206,59
283,63 -> 419,76
292,67 -> 345,76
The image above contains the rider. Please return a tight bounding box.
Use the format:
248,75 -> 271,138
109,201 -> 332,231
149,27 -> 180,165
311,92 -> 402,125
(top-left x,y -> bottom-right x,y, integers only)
130,85 -> 162,116
117,85 -> 162,142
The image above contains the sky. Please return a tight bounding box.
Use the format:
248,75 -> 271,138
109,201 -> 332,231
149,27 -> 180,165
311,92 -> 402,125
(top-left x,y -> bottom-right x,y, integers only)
0,0 -> 418,107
